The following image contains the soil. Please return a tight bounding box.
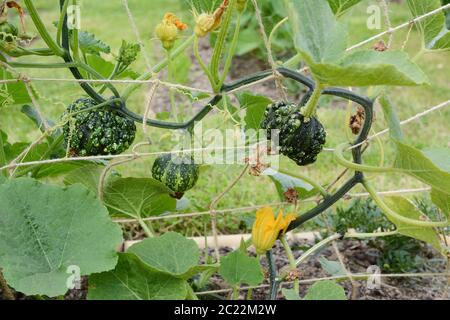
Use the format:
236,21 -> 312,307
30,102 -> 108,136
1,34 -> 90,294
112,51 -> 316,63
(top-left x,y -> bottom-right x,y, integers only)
203,239 -> 449,300
1,232 -> 447,301
144,38 -> 302,118
12,238 -> 442,301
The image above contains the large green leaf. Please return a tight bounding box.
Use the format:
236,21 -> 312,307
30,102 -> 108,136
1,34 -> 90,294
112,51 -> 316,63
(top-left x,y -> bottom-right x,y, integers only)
103,177 -> 177,218
0,178 -> 123,297
33,161 -> 103,179
282,288 -> 301,300
407,0 -> 450,50
88,253 -> 187,300
384,197 -> 443,252
286,0 -> 348,64
78,31 -> 110,55
286,0 -> 429,86
393,140 -> 450,195
327,0 -> 363,17
2,140 -> 95,179
319,257 -> 346,276
307,51 -> 429,87
304,281 -> 347,300
63,164 -> 114,196
219,249 -> 264,286
21,105 -> 59,137
86,54 -> 139,81
0,69 -> 32,106
239,92 -> 273,130
379,94 -> 404,141
128,232 -> 216,279
431,188 -> 450,218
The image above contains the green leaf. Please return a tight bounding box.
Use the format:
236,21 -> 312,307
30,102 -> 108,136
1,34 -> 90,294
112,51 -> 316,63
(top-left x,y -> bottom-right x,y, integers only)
88,253 -> 187,300
319,257 -> 346,276
379,94 -> 404,141
239,92 -> 273,130
103,177 -> 177,218
431,188 -> 450,218
308,51 -> 429,86
63,164 -> 113,196
327,0 -> 363,17
2,139 -> 99,179
393,140 -> 450,195
219,250 -> 264,286
383,196 -> 443,252
21,105 -> 58,135
33,161 -> 101,179
78,31 -> 110,55
267,168 -> 318,201
0,69 -> 31,106
282,288 -> 301,300
286,0 -> 429,86
128,232 -> 205,278
304,281 -> 347,300
0,178 -> 123,297
3,142 -> 46,163
235,28 -> 262,56
286,0 -> 348,64
407,0 -> 450,50
86,55 -> 139,81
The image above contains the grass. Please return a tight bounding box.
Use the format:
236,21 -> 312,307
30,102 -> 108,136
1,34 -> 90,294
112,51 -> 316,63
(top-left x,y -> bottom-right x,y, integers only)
1,0 -> 449,236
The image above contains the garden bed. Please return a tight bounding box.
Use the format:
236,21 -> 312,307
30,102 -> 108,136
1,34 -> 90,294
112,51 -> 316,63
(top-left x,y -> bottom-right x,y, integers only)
62,237 -> 448,301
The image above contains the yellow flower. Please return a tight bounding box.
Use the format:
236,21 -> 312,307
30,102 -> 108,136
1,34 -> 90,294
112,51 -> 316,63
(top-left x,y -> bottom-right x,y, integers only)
252,207 -> 296,254
155,13 -> 187,50
193,0 -> 227,38
194,13 -> 219,38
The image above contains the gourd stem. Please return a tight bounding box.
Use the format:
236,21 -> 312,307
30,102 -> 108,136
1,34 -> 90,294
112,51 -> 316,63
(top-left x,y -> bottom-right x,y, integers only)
24,0 -> 65,57
193,36 -> 215,88
302,81 -> 325,118
218,11 -> 242,89
294,234 -> 342,268
71,0 -> 81,62
363,180 -> 449,228
266,250 -> 279,300
57,0 -> 70,46
137,218 -> 154,238
334,143 -> 398,173
287,173 -> 363,231
280,236 -> 299,293
210,0 -> 237,85
9,61 -> 80,68
0,130 -> 7,176
345,230 -> 398,239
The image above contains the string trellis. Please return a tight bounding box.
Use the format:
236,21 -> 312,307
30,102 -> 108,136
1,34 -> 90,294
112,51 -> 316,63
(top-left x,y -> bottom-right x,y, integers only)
1,1 -> 449,299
